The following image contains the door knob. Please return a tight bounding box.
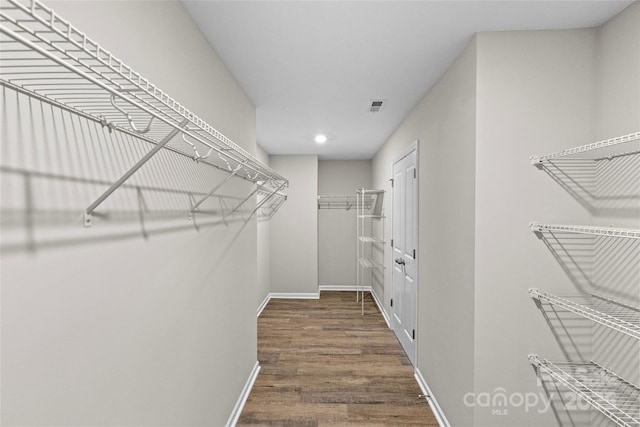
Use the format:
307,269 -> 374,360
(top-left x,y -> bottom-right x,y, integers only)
395,258 -> 405,265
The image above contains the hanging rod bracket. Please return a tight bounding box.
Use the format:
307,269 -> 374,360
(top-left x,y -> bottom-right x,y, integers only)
110,93 -> 155,134
99,115 -> 116,134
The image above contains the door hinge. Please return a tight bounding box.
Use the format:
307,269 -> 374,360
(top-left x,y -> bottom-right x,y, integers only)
412,329 -> 416,340
413,249 -> 416,258
390,298 -> 393,307
390,178 -> 394,188
391,238 -> 394,247
414,169 -> 416,179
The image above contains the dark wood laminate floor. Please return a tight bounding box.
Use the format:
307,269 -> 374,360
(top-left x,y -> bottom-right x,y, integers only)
237,291 -> 439,426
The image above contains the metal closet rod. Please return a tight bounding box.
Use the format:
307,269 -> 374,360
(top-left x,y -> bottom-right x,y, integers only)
317,195 -> 373,210
529,222 -> 640,239
530,131 -> 640,166
0,0 -> 285,183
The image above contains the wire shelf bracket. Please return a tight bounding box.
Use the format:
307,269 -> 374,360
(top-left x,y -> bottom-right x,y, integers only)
530,132 -> 640,168
530,222 -> 640,240
529,355 -> 640,427
529,288 -> 640,340
83,118 -> 189,227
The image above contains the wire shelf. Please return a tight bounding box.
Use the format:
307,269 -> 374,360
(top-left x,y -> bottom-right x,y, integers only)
529,356 -> 640,427
531,132 -> 640,166
0,0 -> 288,223
529,289 -> 640,340
530,223 -> 640,240
256,186 -> 287,219
317,195 -> 373,210
357,189 -> 385,195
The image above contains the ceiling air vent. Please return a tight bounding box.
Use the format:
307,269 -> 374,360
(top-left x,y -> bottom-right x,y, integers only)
369,99 -> 386,113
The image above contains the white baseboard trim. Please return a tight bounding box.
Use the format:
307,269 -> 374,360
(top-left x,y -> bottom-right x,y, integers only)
414,367 -> 451,427
257,293 -> 271,317
257,292 -> 321,317
268,292 -> 320,299
319,284 -> 371,292
370,288 -> 390,328
226,361 -> 261,427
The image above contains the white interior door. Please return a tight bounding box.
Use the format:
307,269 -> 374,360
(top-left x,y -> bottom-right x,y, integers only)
391,145 -> 418,366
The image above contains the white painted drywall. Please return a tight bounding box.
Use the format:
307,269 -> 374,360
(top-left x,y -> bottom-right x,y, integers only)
372,7 -> 639,423
475,28 -> 598,426
0,2 -> 260,425
256,145 -> 271,308
318,160 -> 371,287
372,36 -> 478,426
591,1 -> 640,401
269,155 -> 318,294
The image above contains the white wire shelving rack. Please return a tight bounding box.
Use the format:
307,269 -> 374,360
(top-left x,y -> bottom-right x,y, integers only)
317,195 -> 373,211
0,0 -> 288,226
356,189 -> 385,315
530,132 -> 640,168
529,288 -> 640,340
530,223 -> 640,240
529,355 -> 640,427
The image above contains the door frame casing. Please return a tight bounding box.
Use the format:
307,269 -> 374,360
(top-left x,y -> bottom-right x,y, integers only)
390,140 -> 419,366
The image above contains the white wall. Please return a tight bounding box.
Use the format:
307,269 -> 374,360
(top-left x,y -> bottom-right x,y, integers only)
372,37 -> 478,426
269,155 -> 318,294
0,1 -> 261,425
256,146 -> 271,308
591,0 -> 640,401
318,160 -> 371,287
372,5 -> 639,425
475,28 -> 597,426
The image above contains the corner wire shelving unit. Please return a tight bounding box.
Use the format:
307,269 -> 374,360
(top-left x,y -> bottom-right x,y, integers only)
0,0 -> 287,226
530,131 -> 640,169
528,132 -> 640,427
529,356 -> 640,427
317,195 -> 373,211
356,189 -> 385,315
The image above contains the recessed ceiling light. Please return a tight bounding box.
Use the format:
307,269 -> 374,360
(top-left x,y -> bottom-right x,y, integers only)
314,134 -> 327,144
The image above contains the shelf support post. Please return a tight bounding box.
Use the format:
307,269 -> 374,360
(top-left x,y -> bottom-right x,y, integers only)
83,118 -> 189,227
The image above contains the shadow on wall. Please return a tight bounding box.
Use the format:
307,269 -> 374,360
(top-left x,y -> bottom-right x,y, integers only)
535,372 -> 592,427
533,300 -> 592,361
533,231 -> 596,294
530,228 -> 640,427
541,150 -> 640,218
1,87 -> 256,255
